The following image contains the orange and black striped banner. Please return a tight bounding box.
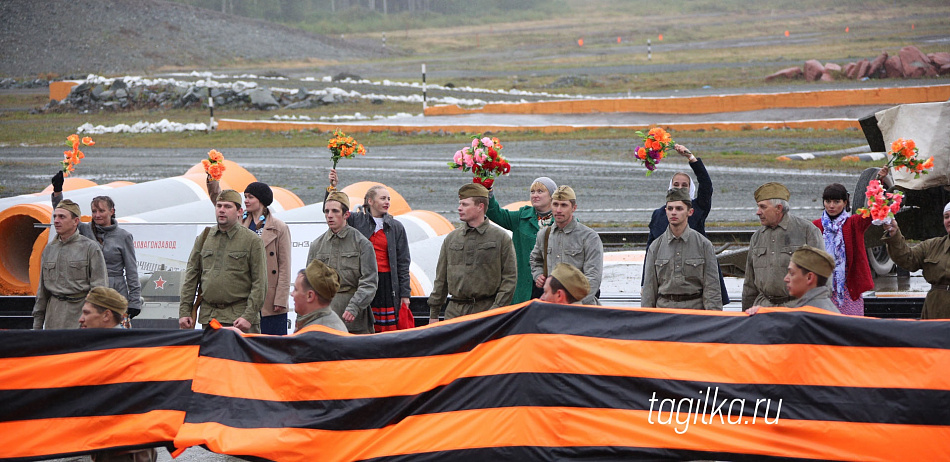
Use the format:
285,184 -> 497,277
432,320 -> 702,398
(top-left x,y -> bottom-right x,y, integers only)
3,303 -> 950,461
0,329 -> 201,461
172,302 -> 950,461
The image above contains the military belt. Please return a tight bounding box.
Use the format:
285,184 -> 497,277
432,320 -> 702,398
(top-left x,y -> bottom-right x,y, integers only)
660,292 -> 702,302
932,284 -> 950,292
203,300 -> 245,310
449,295 -> 494,305
54,292 -> 88,303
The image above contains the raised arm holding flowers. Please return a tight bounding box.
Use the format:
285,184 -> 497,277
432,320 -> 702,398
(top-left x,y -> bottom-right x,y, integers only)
633,127 -> 675,176
327,129 -> 366,169
447,134 -> 510,189
61,134 -> 94,177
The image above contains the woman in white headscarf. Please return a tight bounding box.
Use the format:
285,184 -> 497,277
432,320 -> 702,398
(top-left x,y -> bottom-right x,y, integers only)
643,144 -> 729,305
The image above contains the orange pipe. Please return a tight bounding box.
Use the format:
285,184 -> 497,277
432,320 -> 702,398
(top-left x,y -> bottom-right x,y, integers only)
271,186 -> 304,211
340,181 -> 411,216
34,177 -> 98,196
401,210 -> 454,236
0,203 -> 52,295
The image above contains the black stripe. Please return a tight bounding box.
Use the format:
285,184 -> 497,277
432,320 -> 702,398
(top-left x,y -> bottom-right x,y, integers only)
0,381 -> 192,422
0,329 -> 201,358
183,373 -> 950,430
359,445 -> 824,462
197,302 -> 950,364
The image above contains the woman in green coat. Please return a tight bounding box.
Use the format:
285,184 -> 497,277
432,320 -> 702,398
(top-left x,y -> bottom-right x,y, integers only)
487,177 -> 556,303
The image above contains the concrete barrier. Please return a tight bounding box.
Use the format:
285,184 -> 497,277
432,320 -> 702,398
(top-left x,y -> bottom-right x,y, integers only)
425,85 -> 950,116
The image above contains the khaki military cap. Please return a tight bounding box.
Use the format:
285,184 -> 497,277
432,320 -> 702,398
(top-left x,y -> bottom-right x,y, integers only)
305,259 -> 340,301
458,183 -> 489,199
85,286 -> 128,316
665,188 -> 692,206
327,191 -> 351,210
791,245 -> 836,278
217,189 -> 243,207
551,185 -> 576,201
56,199 -> 82,218
551,263 -> 590,301
754,182 -> 790,202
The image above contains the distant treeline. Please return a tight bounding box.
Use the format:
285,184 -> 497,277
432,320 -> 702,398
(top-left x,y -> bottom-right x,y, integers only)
172,0 -> 551,21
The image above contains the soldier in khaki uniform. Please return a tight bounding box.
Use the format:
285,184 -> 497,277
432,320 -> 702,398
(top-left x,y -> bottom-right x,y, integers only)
179,190 -> 267,333
540,262 -> 590,305
293,259 -> 347,333
749,245 -> 840,314
33,199 -> 108,330
428,183 -> 517,323
529,186 -> 603,305
642,189 -> 723,310
306,191 -> 378,334
742,182 -> 824,310
881,203 -> 950,319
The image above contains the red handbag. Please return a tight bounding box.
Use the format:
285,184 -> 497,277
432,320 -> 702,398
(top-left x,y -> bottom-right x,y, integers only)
396,301 -> 415,330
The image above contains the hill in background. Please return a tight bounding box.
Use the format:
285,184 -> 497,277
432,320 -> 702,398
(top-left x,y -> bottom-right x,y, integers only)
0,0 -> 385,78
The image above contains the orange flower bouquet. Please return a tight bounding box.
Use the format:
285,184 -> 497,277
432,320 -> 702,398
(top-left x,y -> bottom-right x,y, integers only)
447,135 -> 510,189
61,134 -> 94,177
856,179 -> 903,225
327,129 -> 366,169
885,138 -> 933,179
202,149 -> 227,181
633,127 -> 675,176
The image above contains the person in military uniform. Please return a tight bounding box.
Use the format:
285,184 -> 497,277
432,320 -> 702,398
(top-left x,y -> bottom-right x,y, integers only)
540,262 -> 590,305
881,203 -> 950,319
529,186 -> 604,305
78,288 -> 161,462
293,259 -> 347,333
79,287 -> 128,329
742,182 -> 824,310
179,189 -> 267,333
428,183 -> 517,323
33,199 -> 108,330
306,191 -> 378,334
641,189 -> 723,310
749,245 -> 840,314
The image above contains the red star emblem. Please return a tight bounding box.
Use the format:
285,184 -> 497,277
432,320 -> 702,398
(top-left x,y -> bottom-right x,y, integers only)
154,276 -> 167,290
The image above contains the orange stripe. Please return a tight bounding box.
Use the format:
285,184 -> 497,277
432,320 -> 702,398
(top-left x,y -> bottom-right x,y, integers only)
424,85 -> 950,115
216,118 -> 861,134
0,345 -> 199,390
191,334 -> 950,401
174,408 -> 950,462
0,410 -> 184,459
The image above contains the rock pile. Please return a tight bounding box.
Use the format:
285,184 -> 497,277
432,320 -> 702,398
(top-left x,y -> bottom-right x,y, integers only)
36,79 -> 352,114
766,46 -> 950,82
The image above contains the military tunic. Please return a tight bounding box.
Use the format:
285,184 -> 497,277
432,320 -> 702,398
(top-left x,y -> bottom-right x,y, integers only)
52,192 -> 141,313
883,229 -> 950,319
295,308 -> 347,333
792,286 -> 840,313
179,224 -> 267,332
742,213 -> 824,310
529,218 -> 604,305
428,219 -> 517,321
306,225 -> 378,334
642,227 -> 723,310
33,231 -> 108,329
